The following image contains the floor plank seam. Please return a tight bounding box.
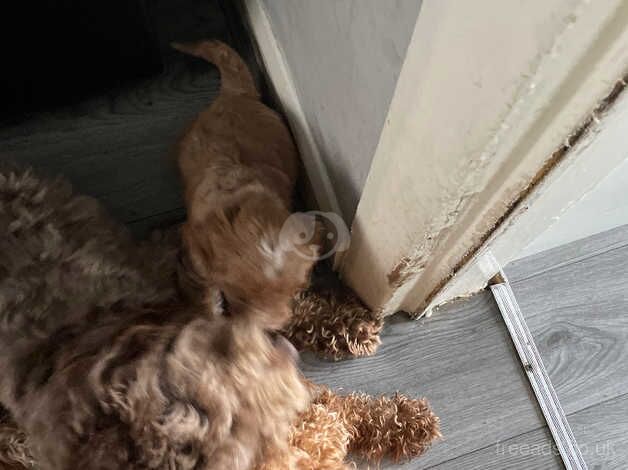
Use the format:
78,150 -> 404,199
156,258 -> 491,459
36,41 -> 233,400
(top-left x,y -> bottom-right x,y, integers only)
126,206 -> 185,224
419,424 -> 553,470
422,391 -> 628,468
511,239 -> 628,284
565,390 -> 628,419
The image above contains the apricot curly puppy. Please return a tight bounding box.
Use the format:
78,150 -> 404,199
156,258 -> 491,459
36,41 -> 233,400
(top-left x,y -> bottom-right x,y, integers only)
261,382 -> 441,469
0,169 -> 308,470
174,40 -> 316,327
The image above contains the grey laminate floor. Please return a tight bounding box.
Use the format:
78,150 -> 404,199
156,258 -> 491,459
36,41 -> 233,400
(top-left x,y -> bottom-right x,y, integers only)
304,224 -> 628,469
301,294 -> 555,469
506,224 -> 628,470
0,0 -> 261,239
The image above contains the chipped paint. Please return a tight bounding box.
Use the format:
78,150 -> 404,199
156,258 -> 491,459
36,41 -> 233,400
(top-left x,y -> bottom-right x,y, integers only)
380,3 -> 593,313
339,0 -> 628,316
420,74 -> 628,315
385,72 -> 628,317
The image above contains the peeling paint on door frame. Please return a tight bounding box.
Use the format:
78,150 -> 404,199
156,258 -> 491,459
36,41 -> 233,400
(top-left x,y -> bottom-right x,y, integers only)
338,0 -> 628,316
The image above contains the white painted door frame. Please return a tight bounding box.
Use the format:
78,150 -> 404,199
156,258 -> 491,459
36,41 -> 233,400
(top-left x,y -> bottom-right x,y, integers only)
244,0 -> 628,316
337,0 -> 628,316
431,77 -> 628,313
241,0 -> 342,216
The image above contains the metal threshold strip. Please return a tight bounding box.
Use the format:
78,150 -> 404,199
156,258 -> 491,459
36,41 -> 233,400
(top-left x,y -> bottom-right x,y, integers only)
490,271 -> 588,470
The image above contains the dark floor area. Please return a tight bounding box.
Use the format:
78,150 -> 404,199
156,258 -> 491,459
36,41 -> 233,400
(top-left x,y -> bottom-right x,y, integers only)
0,0 -> 262,238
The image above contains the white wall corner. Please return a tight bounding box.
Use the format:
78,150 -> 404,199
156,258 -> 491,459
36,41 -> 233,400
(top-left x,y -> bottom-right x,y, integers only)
240,0 -> 342,217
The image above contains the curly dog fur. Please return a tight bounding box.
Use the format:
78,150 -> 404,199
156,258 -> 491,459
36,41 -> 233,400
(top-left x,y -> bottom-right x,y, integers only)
1,382 -> 441,470
179,253 -> 383,361
0,168 -> 440,469
0,39 -> 440,468
289,283 -> 383,361
0,169 -> 309,469
170,39 -> 382,362
261,382 -> 440,469
174,40 -> 316,330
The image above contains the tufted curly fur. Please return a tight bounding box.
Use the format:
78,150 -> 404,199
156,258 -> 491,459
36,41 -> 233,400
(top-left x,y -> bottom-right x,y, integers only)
2,381 -> 441,470
261,382 -> 441,469
0,169 -> 309,469
289,286 -> 383,361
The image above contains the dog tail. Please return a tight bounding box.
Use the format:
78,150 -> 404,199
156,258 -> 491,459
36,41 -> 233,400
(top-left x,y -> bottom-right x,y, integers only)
171,40 -> 259,99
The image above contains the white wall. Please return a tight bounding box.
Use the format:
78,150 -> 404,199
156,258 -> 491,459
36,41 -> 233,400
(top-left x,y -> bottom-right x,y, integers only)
259,0 -> 422,220
518,158 -> 628,258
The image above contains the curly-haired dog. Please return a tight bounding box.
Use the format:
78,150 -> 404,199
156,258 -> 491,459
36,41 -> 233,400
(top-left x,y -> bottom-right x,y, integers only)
0,168 -> 440,469
174,40 -> 317,328
261,382 -> 441,469
1,380 -> 440,470
0,169 -> 309,470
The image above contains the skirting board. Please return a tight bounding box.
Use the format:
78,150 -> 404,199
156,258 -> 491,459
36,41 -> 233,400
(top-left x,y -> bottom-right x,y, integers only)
240,0 -> 342,217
